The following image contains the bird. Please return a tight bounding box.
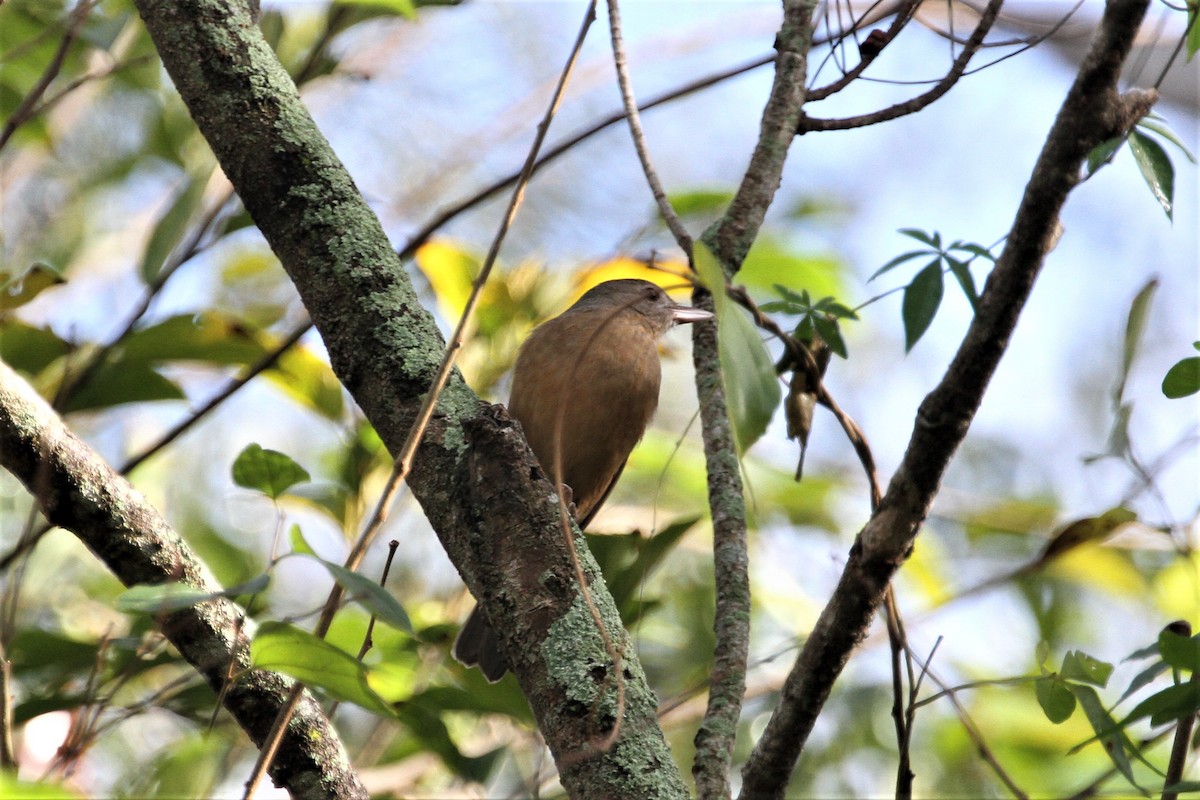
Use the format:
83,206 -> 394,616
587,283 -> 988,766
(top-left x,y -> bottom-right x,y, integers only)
453,278 -> 712,681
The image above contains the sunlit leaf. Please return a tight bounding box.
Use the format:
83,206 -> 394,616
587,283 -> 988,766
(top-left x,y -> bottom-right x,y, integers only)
121,312 -> 268,366
289,524 -> 316,556
334,0 -> 417,19
668,188 -> 733,217
739,237 -> 843,299
694,242 -> 780,453
0,263 -> 65,310
1137,117 -> 1196,163
250,621 -> 395,715
415,239 -> 480,319
1061,650 -> 1113,688
269,341 -> 345,420
901,261 -> 944,352
1039,507 -> 1136,561
1128,130 -> 1174,220
231,443 -> 310,499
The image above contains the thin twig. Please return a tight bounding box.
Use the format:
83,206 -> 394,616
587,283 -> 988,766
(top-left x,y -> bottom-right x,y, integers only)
807,0 -> 920,102
242,4 -> 599,793
799,0 -> 1003,133
918,664 -> 1031,800
0,0 -> 95,153
604,0 -> 692,253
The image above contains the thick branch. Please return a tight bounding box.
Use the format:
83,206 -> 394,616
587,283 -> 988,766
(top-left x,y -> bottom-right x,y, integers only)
690,3 -> 818,798
0,360 -> 365,800
739,1 -> 1157,797
130,1 -> 687,797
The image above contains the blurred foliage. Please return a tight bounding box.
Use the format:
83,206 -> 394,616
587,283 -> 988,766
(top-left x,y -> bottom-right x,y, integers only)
0,1 -> 1195,798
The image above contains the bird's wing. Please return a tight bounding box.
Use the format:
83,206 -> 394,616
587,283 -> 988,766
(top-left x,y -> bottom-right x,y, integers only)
578,457 -> 627,529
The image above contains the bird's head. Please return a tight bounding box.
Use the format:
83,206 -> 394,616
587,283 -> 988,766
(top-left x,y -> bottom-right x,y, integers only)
570,279 -> 712,335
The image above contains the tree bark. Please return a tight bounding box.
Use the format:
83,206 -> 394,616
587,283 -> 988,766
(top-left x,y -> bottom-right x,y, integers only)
129,0 -> 688,797
0,361 -> 367,800
738,1 -> 1157,796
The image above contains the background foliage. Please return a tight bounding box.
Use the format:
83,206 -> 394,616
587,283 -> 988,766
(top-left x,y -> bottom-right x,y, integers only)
1,0 -> 1197,797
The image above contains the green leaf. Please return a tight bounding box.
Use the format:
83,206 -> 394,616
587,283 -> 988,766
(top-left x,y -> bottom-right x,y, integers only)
869,249 -> 928,281
668,189 -> 734,217
600,517 -> 699,617
0,321 -> 71,376
120,312 -> 268,367
114,575 -> 270,614
250,621 -> 396,715
1159,630 -> 1200,673
898,227 -> 938,247
812,315 -> 848,359
268,341 -> 345,420
694,242 -> 781,453
231,444 -> 310,499
1118,278 -> 1158,402
1061,650 -> 1114,688
1163,355 -> 1200,399
310,558 -> 414,634
1137,118 -> 1197,163
901,262 -> 944,352
1122,681 -> 1200,728
1118,659 -> 1170,704
0,263 -> 65,310
289,524 -> 316,556
139,164 -> 214,284
333,0 -> 417,19
1069,684 -> 1147,794
1036,674 -> 1077,723
1128,130 -> 1175,220
945,258 -> 979,313
63,362 -> 184,412
1086,136 -> 1125,175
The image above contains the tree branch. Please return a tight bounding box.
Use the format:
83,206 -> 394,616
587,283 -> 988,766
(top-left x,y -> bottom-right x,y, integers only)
690,3 -> 819,797
739,1 -> 1157,796
800,0 -> 1002,133
130,1 -> 687,797
0,360 -> 366,800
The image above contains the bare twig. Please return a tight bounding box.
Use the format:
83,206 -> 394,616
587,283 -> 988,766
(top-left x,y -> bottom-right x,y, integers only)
799,0 -> 1003,133
604,0 -> 692,253
739,0 -> 1158,795
0,0 -> 95,153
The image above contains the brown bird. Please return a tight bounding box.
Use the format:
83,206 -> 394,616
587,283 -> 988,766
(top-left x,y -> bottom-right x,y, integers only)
453,278 -> 712,681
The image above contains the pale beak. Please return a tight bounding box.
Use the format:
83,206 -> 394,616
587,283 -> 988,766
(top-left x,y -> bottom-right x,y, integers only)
669,304 -> 714,324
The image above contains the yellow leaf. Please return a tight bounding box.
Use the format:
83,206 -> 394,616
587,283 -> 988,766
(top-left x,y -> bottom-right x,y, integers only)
569,256 -> 692,306
1044,545 -> 1146,597
415,239 -> 480,319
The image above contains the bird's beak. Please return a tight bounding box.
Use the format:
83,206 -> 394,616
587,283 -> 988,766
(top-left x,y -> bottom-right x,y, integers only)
669,304 -> 714,325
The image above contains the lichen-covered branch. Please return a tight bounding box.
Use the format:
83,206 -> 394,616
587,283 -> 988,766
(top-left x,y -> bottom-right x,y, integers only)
0,360 -> 366,800
130,1 -> 687,797
738,2 -> 1157,797
689,3 -> 818,798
